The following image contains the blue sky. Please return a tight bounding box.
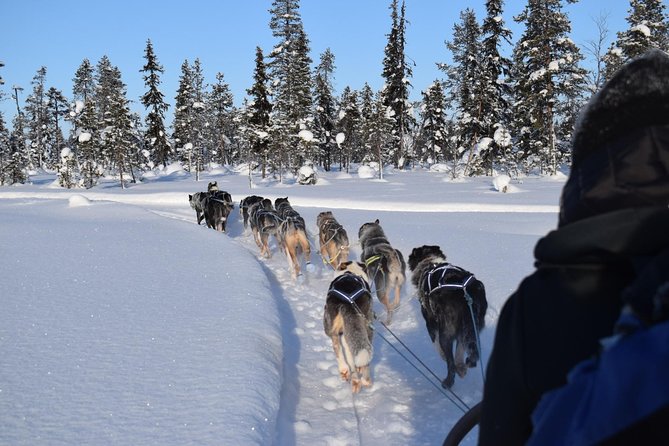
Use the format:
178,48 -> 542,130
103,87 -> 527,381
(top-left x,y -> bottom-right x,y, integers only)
1,0 -> 628,123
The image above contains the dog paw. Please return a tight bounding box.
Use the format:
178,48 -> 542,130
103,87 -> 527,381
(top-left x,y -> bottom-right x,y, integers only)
456,363 -> 468,378
340,369 -> 350,381
306,263 -> 316,273
466,357 -> 478,368
351,379 -> 362,393
442,374 -> 455,389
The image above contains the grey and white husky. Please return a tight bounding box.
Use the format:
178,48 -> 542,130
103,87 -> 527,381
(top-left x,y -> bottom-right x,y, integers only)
317,211 -> 350,270
323,261 -> 374,393
408,245 -> 487,389
358,219 -> 406,320
189,191 -> 209,225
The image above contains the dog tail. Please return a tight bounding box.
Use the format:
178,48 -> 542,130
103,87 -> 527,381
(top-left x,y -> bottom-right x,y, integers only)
341,307 -> 373,368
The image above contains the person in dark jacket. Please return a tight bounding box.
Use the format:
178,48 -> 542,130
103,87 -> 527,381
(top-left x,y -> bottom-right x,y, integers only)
478,49 -> 669,445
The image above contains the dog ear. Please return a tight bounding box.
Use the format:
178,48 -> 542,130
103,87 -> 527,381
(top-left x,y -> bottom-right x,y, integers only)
189,194 -> 192,200
374,219 -> 379,224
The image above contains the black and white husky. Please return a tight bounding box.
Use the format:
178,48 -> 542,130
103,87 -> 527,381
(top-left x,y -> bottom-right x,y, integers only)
204,185 -> 234,233
358,219 -> 406,320
408,245 -> 487,389
240,195 -> 264,230
323,261 -> 374,393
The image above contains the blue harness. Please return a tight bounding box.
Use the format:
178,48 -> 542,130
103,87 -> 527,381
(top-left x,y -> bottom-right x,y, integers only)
328,272 -> 371,304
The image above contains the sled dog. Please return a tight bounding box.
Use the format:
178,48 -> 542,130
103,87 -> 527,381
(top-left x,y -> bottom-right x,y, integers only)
358,219 -> 406,320
317,211 -> 350,270
189,191 -> 209,225
408,245 -> 487,388
240,195 -> 265,230
249,198 -> 281,258
275,197 -> 312,278
323,261 -> 374,393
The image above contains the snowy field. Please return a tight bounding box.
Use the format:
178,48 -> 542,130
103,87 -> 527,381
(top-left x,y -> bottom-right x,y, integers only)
0,165 -> 565,445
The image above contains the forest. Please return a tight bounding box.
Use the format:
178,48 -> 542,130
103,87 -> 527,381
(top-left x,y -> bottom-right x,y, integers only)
0,0 -> 667,189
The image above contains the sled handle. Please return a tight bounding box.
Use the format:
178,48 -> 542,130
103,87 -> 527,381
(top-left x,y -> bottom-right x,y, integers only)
443,402 -> 482,446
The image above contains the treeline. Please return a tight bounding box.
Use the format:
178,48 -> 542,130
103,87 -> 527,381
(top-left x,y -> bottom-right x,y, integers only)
0,0 -> 667,188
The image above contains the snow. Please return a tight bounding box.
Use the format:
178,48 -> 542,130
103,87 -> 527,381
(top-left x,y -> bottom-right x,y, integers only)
632,23 -> 651,37
78,132 -> 92,143
298,129 -> 314,142
0,167 -> 564,445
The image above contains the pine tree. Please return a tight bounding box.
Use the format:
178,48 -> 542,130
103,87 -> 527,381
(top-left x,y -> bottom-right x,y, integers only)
442,9 -> 485,176
140,39 -> 171,168
419,81 -> 448,165
480,0 -> 513,175
190,58 -> 208,179
511,0 -> 587,175
45,87 -> 69,170
336,87 -> 362,172
0,112 -> 11,185
173,60 -> 195,171
24,66 -> 49,169
381,0 -> 413,168
208,72 -> 235,165
268,0 -> 313,170
603,0 -> 669,80
77,99 -> 100,188
312,49 -> 337,171
245,47 -> 273,178
7,115 -> 28,184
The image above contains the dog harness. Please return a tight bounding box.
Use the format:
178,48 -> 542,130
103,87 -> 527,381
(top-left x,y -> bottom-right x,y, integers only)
422,263 -> 475,296
328,272 -> 371,304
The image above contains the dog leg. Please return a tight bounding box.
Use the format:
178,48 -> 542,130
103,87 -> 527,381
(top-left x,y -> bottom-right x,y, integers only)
440,332 -> 457,389
455,339 -> 468,378
331,335 -> 350,381
357,365 -> 372,389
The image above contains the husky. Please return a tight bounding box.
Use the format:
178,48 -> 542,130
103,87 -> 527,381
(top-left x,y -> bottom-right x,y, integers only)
408,245 -> 487,389
358,219 -> 406,320
188,191 -> 209,225
323,261 -> 374,393
275,197 -> 312,278
204,189 -> 234,233
317,211 -> 350,270
240,195 -> 265,230
207,181 -> 219,192
249,198 -> 281,258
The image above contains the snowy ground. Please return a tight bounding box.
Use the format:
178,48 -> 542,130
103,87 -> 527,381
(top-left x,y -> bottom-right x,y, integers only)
0,165 -> 565,445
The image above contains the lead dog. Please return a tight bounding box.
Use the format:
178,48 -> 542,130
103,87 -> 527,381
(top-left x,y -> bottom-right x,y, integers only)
358,219 -> 406,320
323,261 -> 374,393
317,211 -> 350,270
408,245 -> 487,389
189,191 -> 209,225
275,197 -> 312,278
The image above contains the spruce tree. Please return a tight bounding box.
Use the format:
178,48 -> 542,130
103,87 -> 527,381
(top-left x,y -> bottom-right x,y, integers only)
268,0 -> 313,170
419,81 -> 448,165
208,72 -> 235,165
140,39 -> 171,168
77,99 -> 100,188
24,66 -> 49,169
480,0 -> 513,175
45,87 -> 68,169
313,49 -> 337,171
7,115 -> 28,184
173,60 -> 195,170
190,58 -> 208,179
336,87 -> 361,172
0,112 -> 10,185
245,47 -> 273,179
381,0 -> 413,168
603,0 -> 669,80
511,0 -> 587,175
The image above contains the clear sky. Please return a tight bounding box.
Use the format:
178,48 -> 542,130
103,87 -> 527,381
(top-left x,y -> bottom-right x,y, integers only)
0,0 -> 629,123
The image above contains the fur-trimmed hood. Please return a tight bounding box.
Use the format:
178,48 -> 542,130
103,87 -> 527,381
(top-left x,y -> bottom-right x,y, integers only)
559,49 -> 669,227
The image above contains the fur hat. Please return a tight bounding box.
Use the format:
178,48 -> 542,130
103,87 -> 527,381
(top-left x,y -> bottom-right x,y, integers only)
559,49 -> 669,227
571,49 -> 669,167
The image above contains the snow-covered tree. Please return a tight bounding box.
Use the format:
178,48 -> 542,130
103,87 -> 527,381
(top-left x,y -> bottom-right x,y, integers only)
479,0 -> 513,175
207,72 -> 235,165
7,115 -> 28,184
603,0 -> 669,80
76,99 -> 100,188
441,9 -> 486,176
268,0 -> 313,169
24,66 -> 49,169
173,60 -> 195,170
336,86 -> 361,171
190,58 -> 208,179
312,49 -> 337,171
381,0 -> 413,168
0,112 -> 11,185
245,47 -> 273,178
419,81 -> 447,165
511,0 -> 588,175
45,87 -> 68,167
140,39 -> 171,168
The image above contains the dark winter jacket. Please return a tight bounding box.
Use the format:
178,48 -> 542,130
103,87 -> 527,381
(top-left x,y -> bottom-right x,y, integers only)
478,49 -> 669,445
478,206 -> 669,445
